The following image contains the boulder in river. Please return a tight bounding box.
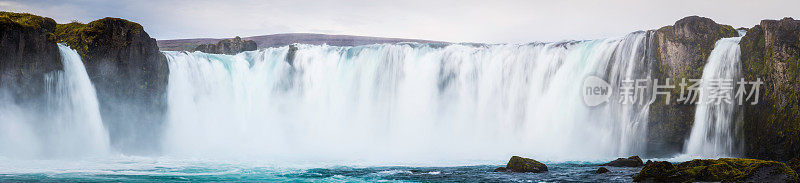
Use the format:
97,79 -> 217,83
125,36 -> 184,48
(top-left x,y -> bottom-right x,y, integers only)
494,156 -> 548,173
595,167 -> 610,174
603,156 -> 644,167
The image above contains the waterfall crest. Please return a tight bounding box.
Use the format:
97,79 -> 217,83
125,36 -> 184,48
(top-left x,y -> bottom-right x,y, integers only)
163,32 -> 654,161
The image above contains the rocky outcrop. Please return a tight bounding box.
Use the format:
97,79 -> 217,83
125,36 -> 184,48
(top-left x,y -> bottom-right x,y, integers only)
286,44 -> 298,66
0,12 -> 62,103
191,36 -> 256,54
494,156 -> 548,173
603,156 -> 644,167
634,158 -> 799,182
53,17 -> 168,153
740,17 -> 800,161
646,16 -> 739,156
595,167 -> 610,174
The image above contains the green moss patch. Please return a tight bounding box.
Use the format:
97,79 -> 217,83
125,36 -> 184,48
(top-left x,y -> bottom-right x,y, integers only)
53,17 -> 145,58
0,11 -> 55,30
634,158 -> 799,182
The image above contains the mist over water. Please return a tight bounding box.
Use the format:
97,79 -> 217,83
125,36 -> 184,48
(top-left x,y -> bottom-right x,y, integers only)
162,32 -> 654,162
0,32 -> 745,165
0,44 -> 109,158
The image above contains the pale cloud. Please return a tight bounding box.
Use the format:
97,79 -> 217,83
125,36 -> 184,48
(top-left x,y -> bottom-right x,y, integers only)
2,0 -> 799,43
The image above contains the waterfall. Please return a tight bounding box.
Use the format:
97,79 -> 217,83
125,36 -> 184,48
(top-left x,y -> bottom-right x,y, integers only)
683,36 -> 744,157
162,32 -> 654,161
0,44 -> 109,158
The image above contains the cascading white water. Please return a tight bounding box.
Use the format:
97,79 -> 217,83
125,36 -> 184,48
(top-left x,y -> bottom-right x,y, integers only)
683,36 -> 744,158
163,32 -> 654,162
0,44 -> 109,158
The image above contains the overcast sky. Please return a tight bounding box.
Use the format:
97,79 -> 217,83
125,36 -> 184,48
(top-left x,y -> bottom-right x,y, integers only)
2,0 -> 798,43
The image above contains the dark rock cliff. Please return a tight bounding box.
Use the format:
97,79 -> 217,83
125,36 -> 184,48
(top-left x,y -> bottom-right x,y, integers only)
190,36 -> 256,54
740,17 -> 800,161
0,12 -> 62,103
646,16 -> 739,157
53,17 -> 168,154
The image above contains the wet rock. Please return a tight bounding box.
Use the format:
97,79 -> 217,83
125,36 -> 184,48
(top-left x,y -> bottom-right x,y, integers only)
286,44 -> 298,66
493,167 -> 507,172
191,36 -> 257,55
645,160 -> 653,166
740,17 -> 800,161
603,156 -> 644,167
503,156 -> 548,173
634,158 -> 799,182
595,167 -> 609,174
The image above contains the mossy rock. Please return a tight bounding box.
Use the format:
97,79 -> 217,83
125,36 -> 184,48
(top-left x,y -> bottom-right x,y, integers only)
603,156 -> 644,167
0,12 -> 62,103
53,17 -> 145,59
739,17 -> 800,161
505,156 -> 548,173
0,11 -> 56,30
634,158 -> 799,182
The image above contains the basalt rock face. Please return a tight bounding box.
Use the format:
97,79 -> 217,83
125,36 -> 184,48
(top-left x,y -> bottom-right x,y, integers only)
53,17 -> 168,154
191,36 -> 257,54
646,16 -> 739,157
740,17 -> 800,161
0,12 -> 62,103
